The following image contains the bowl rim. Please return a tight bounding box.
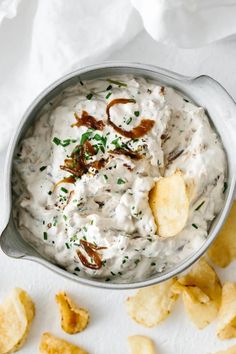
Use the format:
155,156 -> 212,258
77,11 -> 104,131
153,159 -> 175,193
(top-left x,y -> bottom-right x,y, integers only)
1,61 -> 236,290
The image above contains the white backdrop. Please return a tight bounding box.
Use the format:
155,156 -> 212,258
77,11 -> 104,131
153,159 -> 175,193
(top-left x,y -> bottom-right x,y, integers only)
1,1 -> 236,353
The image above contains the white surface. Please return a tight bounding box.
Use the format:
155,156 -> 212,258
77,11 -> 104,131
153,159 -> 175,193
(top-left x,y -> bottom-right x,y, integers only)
1,30 -> 236,353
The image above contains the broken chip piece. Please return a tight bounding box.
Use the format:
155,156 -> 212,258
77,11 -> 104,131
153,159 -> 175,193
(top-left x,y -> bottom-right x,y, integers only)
55,292 -> 89,334
126,278 -> 178,327
128,335 -> 157,354
149,171 -> 189,238
208,202 -> 236,268
217,282 -> 236,340
39,332 -> 88,354
0,288 -> 35,354
173,258 -> 222,329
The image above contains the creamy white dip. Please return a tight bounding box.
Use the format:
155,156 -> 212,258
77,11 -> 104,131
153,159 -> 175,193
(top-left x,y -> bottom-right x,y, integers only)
13,75 -> 227,282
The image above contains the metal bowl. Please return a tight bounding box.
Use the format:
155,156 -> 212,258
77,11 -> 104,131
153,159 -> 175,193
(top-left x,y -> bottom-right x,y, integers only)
1,62 -> 236,289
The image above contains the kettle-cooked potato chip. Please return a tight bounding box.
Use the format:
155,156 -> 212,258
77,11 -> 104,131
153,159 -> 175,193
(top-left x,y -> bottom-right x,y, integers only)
174,258 -> 222,329
211,345 -> 236,354
217,282 -> 236,340
149,171 -> 189,238
39,332 -> 88,354
0,288 -> 35,354
208,202 -> 236,268
55,292 -> 89,334
126,278 -> 178,327
128,335 -> 157,354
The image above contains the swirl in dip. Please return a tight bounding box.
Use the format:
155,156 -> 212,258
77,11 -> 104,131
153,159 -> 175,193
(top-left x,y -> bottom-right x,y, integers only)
13,75 -> 227,282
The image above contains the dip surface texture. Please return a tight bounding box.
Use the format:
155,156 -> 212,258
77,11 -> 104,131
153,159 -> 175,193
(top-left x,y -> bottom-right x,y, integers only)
13,75 -> 227,282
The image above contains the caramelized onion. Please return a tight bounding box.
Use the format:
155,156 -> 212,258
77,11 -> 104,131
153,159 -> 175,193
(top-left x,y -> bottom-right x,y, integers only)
53,176 -> 76,192
106,98 -> 155,139
72,111 -> 104,130
109,147 -> 141,160
77,240 -> 107,270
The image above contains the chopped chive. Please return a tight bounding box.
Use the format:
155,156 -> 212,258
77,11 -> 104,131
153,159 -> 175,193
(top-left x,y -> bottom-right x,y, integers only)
106,92 -> 112,99
43,232 -> 48,240
195,201 -> 205,211
107,79 -> 127,87
192,223 -> 198,229
134,111 -> 140,117
105,278 -> 111,282
147,89 -> 152,94
80,129 -> 94,145
48,191 -> 52,195
111,271 -> 115,276
111,137 -> 121,148
90,220 -> 94,225
122,259 -> 126,264
63,215 -> 67,221
117,178 -> 126,185
223,182 -> 228,194
134,259 -> 140,265
65,242 -> 70,249
53,137 -> 61,145
83,226 -> 87,232
104,174 -> 108,180
106,84 -> 112,91
151,262 -> 156,266
74,266 -> 80,271
61,187 -> 68,194
86,93 -> 93,100
80,80 -> 84,86
126,117 -> 132,125
124,256 -> 129,259
40,166 -> 47,172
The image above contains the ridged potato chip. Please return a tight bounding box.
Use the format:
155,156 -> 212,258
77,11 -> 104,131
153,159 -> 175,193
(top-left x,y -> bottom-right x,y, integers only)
39,332 -> 88,354
208,202 -> 236,268
211,345 -> 236,354
126,278 -> 178,327
149,171 -> 189,237
174,258 -> 222,329
128,335 -> 157,354
0,288 -> 35,354
55,292 -> 89,334
217,282 -> 236,340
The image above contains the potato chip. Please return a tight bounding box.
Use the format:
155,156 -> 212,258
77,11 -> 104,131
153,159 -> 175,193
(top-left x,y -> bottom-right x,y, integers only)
211,345 -> 236,354
128,335 -> 157,354
217,282 -> 236,340
126,278 -> 178,327
174,258 -> 222,329
149,171 -> 189,237
208,202 -> 236,267
0,288 -> 35,354
39,332 -> 88,354
55,292 -> 89,334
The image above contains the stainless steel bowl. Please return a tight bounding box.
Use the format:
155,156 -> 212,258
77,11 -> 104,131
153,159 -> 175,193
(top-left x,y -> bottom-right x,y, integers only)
1,62 -> 236,289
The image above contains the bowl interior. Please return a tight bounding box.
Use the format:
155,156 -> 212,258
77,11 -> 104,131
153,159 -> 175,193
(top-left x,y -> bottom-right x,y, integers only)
2,63 -> 236,289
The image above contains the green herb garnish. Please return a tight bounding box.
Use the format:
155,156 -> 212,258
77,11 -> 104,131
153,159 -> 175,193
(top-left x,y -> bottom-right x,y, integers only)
39,166 -> 47,172
126,117 -> 132,125
65,242 -> 70,249
195,201 -> 205,211
106,85 -> 112,91
86,93 -> 93,100
61,187 -> 68,194
192,223 -> 198,229
43,232 -> 48,240
53,137 -> 61,145
106,92 -> 112,100
107,79 -> 127,87
111,137 -> 121,148
223,182 -> 228,194
117,178 -> 126,185
134,111 -> 140,117
80,129 -> 94,145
